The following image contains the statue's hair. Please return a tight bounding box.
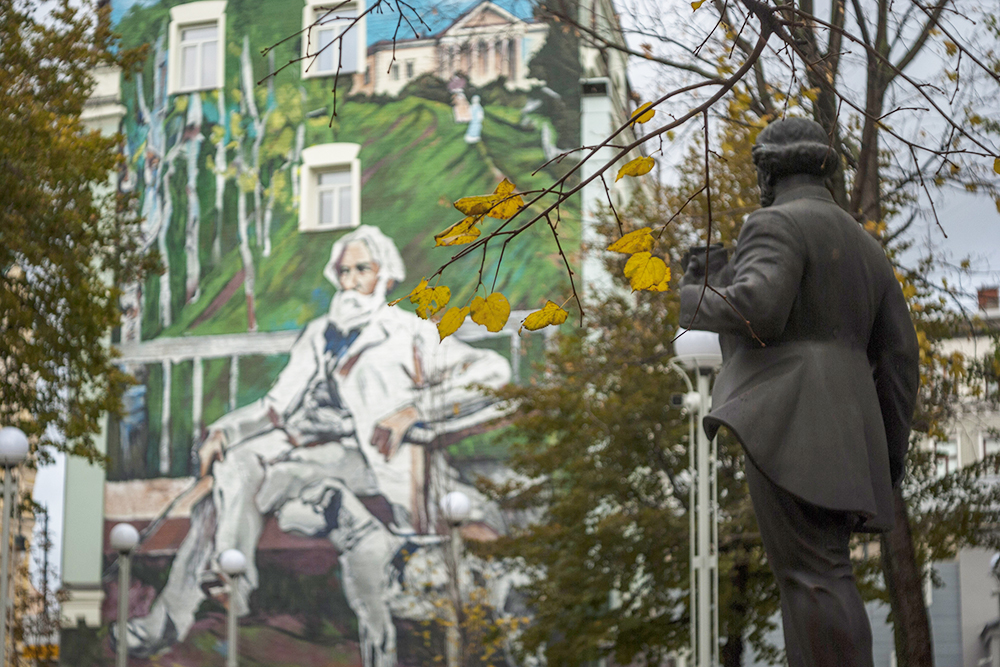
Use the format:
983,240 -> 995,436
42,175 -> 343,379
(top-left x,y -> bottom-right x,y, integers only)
752,117 -> 837,180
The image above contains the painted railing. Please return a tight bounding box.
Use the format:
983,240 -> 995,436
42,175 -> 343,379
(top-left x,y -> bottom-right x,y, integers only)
116,312 -> 530,476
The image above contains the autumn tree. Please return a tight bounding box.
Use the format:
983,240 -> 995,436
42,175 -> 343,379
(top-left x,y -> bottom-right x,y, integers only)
472,120 -> 1000,667
0,0 -> 152,461
283,0 -> 1000,663
457,124 -> 776,667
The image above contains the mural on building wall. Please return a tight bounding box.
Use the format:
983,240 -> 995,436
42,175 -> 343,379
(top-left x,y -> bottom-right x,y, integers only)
85,0 -> 583,664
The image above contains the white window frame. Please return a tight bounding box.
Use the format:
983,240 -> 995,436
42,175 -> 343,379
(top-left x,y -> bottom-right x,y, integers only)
933,439 -> 959,477
299,143 -> 361,233
302,0 -> 367,80
168,1 -> 227,95
982,434 -> 1000,459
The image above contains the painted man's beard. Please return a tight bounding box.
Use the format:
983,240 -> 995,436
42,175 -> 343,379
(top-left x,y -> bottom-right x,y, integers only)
328,284 -> 386,332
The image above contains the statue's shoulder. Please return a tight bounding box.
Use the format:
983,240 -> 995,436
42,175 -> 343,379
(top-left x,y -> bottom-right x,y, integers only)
742,203 -> 802,231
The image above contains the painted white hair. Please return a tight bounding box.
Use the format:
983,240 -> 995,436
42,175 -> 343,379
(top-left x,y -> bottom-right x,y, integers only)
323,225 -> 406,291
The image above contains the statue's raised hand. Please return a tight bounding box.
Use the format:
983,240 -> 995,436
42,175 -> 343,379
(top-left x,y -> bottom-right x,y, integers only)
680,244 -> 730,287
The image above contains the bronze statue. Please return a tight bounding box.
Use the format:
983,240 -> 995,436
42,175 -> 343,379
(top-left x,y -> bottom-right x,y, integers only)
679,117 -> 920,667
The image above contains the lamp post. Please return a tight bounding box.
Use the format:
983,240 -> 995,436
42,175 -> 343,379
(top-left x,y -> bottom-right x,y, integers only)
671,330 -> 723,667
219,549 -> 247,667
440,491 -> 471,667
110,523 -> 140,667
0,426 -> 29,666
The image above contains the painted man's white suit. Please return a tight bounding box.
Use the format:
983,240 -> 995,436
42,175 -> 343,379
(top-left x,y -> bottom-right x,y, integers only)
125,227 -> 511,667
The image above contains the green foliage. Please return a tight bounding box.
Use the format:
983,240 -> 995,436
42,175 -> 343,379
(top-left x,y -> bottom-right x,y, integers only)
0,0 -> 154,462
478,266 -> 780,665
473,124 -> 782,666
399,73 -> 454,105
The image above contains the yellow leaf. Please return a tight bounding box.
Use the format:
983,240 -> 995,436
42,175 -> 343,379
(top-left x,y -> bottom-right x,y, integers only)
405,279 -> 451,319
520,301 -> 568,334
470,292 -> 511,332
489,193 -> 524,219
488,178 -> 524,219
623,252 -> 667,291
802,87 -> 819,101
453,179 -> 524,220
615,156 -> 655,182
389,278 -> 428,306
435,217 -> 482,246
691,0 -> 705,8
607,227 -> 655,254
454,195 -> 497,216
994,157 -> 1000,175
648,267 -> 672,292
944,40 -> 957,56
630,102 -> 655,125
494,178 -> 516,197
438,306 -> 470,340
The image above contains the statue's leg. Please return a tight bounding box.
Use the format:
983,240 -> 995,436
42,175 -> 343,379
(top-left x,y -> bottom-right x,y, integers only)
745,461 -> 873,667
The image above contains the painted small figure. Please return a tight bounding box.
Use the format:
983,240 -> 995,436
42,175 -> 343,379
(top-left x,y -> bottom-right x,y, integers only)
464,95 -> 484,144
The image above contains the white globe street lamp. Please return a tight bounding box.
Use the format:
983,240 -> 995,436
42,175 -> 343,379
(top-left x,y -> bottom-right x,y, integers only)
673,329 -> 723,371
0,426 -> 29,667
111,523 -> 140,667
670,331 -> 722,667
438,491 -> 471,667
440,491 -> 472,525
219,549 -> 247,667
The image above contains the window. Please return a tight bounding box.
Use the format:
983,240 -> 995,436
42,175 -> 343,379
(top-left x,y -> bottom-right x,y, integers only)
477,40 -> 488,75
494,39 -> 504,72
317,170 -> 352,229
934,440 -> 959,477
460,44 -> 471,72
168,1 -> 226,95
302,0 -> 366,79
405,60 -> 414,79
299,144 -> 361,233
180,24 -> 219,89
391,63 -> 400,80
983,436 -> 1000,458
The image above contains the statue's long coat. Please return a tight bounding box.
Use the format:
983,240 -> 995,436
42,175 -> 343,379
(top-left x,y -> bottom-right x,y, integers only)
680,178 -> 920,532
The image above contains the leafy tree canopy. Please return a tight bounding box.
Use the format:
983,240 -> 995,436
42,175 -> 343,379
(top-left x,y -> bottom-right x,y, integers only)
0,0 -> 152,462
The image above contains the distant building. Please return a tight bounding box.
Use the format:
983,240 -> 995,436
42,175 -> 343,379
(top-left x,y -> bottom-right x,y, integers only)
354,1 -> 548,96
61,0 -> 638,664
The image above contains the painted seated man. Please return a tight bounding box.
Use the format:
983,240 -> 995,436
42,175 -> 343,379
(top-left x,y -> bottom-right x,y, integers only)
124,226 -> 511,664
679,118 -> 919,667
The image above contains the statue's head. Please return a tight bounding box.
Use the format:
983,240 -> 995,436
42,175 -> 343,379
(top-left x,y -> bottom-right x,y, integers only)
752,118 -> 837,207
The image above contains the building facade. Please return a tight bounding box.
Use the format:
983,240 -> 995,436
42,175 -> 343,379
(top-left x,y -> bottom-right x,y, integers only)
60,0 -> 634,664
